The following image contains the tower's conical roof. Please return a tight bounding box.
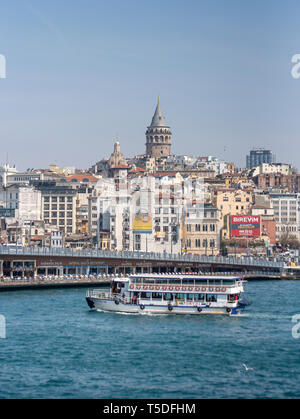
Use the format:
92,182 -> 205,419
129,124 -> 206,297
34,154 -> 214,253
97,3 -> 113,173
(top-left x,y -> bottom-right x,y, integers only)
150,97 -> 168,127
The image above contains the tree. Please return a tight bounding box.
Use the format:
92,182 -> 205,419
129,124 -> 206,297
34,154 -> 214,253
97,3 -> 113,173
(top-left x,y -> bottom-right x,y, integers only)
280,233 -> 300,249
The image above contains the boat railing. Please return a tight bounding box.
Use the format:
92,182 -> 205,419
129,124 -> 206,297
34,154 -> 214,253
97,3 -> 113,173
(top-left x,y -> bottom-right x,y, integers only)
87,290 -> 128,301
87,290 -> 111,299
131,281 -> 244,289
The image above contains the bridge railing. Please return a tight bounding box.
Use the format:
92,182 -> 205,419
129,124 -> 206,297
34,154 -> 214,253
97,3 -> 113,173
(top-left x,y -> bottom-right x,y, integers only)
0,245 -> 284,269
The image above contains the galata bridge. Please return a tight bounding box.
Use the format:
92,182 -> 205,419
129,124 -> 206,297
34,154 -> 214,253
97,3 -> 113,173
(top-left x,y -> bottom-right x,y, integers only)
0,246 -> 284,280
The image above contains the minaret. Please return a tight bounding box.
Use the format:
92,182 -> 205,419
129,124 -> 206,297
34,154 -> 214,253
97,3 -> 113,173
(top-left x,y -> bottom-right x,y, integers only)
145,97 -> 172,158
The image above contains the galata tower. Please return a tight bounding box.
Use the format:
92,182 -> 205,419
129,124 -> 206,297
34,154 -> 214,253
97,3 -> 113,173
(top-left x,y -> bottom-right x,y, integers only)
145,97 -> 172,158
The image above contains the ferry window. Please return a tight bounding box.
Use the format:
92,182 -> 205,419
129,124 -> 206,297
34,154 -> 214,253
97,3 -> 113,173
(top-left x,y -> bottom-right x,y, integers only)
141,292 -> 151,299
184,279 -> 195,285
168,279 -> 181,284
152,293 -> 162,300
206,294 -> 217,303
163,293 -> 173,301
223,280 -> 235,285
144,279 -> 155,284
186,294 -> 193,301
209,280 -> 222,285
195,294 -> 205,302
155,279 -> 167,284
174,293 -> 185,301
194,279 -> 208,285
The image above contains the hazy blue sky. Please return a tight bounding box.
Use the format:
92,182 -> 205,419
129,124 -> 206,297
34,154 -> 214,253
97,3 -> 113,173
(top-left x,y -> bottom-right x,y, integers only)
1,0 -> 300,171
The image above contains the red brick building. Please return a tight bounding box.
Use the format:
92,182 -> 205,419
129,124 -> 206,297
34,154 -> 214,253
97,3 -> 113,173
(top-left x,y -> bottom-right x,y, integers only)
253,173 -> 300,193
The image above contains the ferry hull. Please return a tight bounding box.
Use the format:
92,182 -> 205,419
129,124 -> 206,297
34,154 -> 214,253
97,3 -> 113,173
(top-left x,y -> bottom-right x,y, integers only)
87,297 -> 240,316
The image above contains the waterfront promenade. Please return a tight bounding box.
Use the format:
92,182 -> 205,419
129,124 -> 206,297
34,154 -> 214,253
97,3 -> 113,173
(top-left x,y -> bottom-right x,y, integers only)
0,274 -> 110,292
0,270 -> 287,292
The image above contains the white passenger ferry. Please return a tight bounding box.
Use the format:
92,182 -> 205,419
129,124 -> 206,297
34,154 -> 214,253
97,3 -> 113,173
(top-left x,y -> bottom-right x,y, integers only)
86,274 -> 250,316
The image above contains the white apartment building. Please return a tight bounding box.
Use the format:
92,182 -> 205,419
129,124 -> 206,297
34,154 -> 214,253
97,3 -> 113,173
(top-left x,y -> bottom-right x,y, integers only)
0,164 -> 18,187
51,231 -> 65,248
251,163 -> 294,177
6,172 -> 44,186
17,187 -> 42,221
0,184 -> 21,210
202,159 -> 230,176
0,185 -> 42,222
269,193 -> 300,241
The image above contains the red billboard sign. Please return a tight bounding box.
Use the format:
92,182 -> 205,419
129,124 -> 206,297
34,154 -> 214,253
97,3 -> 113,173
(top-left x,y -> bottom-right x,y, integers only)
231,215 -> 261,238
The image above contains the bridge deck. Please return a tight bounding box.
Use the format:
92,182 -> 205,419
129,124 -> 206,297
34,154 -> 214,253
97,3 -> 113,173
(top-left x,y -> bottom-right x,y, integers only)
0,246 -> 284,269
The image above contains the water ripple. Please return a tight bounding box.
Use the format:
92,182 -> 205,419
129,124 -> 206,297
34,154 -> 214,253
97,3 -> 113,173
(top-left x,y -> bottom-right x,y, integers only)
0,281 -> 300,398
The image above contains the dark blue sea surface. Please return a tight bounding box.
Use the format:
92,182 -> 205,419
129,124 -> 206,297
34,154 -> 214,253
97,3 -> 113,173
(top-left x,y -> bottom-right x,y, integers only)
0,281 -> 300,399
